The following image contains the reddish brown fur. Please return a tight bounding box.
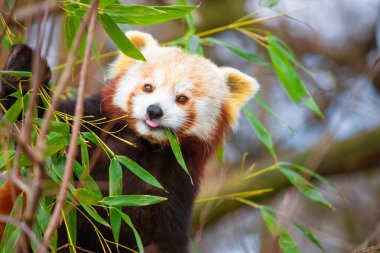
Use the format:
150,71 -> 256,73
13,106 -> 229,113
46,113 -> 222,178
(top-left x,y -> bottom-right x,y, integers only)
0,180 -> 21,239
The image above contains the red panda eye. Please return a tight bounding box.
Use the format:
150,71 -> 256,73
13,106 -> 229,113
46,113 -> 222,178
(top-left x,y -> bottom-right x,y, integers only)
176,95 -> 189,105
143,84 -> 153,93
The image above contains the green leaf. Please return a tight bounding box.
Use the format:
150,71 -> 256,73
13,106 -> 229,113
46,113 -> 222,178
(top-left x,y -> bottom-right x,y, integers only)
0,70 -> 32,78
81,204 -> 110,228
3,95 -> 23,124
78,137 -> 90,172
101,4 -> 196,25
109,158 -> 123,243
243,106 -> 276,158
44,132 -> 69,156
206,38 -> 271,67
281,162 -> 335,189
267,35 -> 322,117
260,207 -> 301,253
109,158 -> 123,196
293,222 -> 325,251
117,155 -> 164,190
165,129 -> 193,184
0,194 -> 22,253
116,210 -> 144,253
64,14 -> 78,50
176,0 -> 195,30
72,161 -> 102,198
64,13 -> 85,57
82,131 -> 114,157
0,150 -> 15,170
278,167 -> 332,208
103,195 -> 167,207
72,188 -> 102,205
34,199 -> 55,251
185,35 -> 203,56
34,119 -> 70,135
216,144 -> 224,166
65,208 -> 77,252
279,231 -> 302,253
98,13 -> 146,61
254,96 -> 294,132
259,0 -> 279,8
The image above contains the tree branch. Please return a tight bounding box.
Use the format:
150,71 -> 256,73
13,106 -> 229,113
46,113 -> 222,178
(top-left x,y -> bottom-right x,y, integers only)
41,0 -> 99,249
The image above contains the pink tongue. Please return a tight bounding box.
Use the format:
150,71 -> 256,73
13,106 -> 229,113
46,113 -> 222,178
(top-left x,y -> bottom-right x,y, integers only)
145,119 -> 160,128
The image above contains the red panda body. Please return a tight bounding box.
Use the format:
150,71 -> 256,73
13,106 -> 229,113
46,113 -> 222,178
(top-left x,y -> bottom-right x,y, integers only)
0,31 -> 259,252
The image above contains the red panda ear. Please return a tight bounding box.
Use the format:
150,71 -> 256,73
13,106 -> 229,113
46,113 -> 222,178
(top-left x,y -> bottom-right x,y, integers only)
220,67 -> 260,128
108,31 -> 159,78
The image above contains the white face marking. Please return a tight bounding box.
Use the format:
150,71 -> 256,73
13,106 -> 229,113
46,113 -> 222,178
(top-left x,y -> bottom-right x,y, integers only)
153,70 -> 165,87
113,63 -> 142,111
111,48 -> 230,143
175,79 -> 194,94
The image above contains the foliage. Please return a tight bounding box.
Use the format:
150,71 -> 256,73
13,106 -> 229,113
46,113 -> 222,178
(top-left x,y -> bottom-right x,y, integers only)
0,0 -> 334,252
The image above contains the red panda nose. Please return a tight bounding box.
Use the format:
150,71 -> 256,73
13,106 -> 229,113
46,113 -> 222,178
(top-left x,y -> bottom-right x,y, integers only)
147,104 -> 163,120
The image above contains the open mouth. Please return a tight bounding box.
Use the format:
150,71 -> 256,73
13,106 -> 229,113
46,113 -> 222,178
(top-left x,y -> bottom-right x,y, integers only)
144,119 -> 165,130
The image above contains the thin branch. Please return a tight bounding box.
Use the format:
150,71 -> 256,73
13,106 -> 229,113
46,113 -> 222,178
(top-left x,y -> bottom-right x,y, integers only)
0,215 -> 48,253
41,0 -> 99,249
15,2 -> 52,251
0,0 -> 17,55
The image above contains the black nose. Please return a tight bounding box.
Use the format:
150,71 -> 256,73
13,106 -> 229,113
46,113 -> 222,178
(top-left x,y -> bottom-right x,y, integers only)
147,104 -> 163,119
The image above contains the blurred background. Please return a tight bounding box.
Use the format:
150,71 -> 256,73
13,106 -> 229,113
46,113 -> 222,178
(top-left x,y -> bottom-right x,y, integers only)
1,0 -> 380,252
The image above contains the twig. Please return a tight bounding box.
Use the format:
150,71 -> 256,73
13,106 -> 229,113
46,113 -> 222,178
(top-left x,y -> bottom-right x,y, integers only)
0,215 -> 48,253
0,0 -> 17,55
15,2 -> 51,251
41,0 -> 99,249
57,244 -> 97,253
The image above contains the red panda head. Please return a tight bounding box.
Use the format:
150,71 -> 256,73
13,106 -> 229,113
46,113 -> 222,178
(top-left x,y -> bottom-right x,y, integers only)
106,31 -> 260,144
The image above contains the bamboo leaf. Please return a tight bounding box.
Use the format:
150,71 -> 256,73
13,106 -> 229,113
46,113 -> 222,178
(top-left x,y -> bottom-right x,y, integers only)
254,96 -> 294,132
185,35 -> 203,56
259,0 -> 279,8
260,206 -> 301,253
101,4 -> 196,25
0,195 -> 23,253
64,208 -> 77,252
81,204 -> 110,228
109,158 -> 123,242
216,144 -> 224,166
293,222 -> 325,251
34,119 -> 70,136
281,162 -> 336,189
206,38 -> 271,67
267,35 -> 322,117
44,132 -> 69,157
72,188 -> 102,205
98,13 -> 145,61
278,167 -> 332,208
103,195 -> 167,207
116,210 -> 144,253
117,156 -> 164,190
165,129 -> 193,184
0,70 -> 32,78
2,95 -> 22,124
243,106 -> 276,158
176,0 -> 195,30
0,150 -> 15,170
72,161 -> 102,198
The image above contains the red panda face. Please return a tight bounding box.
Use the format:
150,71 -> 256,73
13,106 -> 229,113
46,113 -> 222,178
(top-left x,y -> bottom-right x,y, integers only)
108,31 -> 260,144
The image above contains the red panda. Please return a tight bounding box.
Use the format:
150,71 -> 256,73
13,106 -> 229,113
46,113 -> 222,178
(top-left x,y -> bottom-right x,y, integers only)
0,31 -> 259,252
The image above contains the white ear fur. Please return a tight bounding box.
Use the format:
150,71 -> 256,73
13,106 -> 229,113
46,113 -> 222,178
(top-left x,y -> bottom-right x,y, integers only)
107,30 -> 159,79
220,67 -> 260,128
